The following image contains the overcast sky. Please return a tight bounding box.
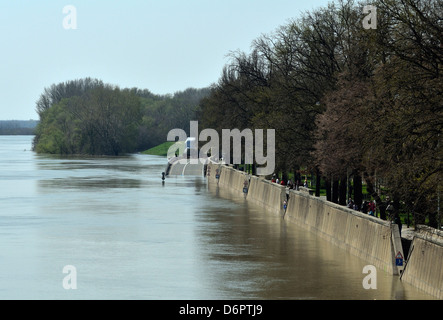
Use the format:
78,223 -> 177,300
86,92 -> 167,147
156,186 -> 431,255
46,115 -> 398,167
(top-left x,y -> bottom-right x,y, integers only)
0,0 -> 332,120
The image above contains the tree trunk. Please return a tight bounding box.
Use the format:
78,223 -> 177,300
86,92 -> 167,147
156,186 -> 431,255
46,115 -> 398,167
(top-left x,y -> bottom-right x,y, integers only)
332,177 -> 339,204
315,167 -> 321,197
339,175 -> 347,206
326,177 -> 331,201
428,211 -> 438,229
353,173 -> 363,210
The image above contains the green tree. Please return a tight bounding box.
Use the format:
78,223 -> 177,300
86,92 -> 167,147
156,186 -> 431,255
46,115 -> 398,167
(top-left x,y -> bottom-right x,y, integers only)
34,84 -> 143,155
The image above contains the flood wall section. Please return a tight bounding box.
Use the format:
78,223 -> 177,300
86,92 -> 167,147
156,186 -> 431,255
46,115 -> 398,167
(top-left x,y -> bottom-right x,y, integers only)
247,176 -> 286,215
206,162 -> 249,194
284,190 -> 402,275
206,162 -> 286,215
205,163 -> 442,298
400,226 -> 443,299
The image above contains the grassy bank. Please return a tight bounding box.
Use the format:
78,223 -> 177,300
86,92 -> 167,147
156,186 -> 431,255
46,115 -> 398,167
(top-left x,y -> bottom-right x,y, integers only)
141,142 -> 176,156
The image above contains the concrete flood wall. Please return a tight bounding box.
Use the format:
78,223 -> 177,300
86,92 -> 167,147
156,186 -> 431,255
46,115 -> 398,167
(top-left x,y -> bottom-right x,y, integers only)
401,226 -> 443,299
218,166 -> 250,194
284,190 -> 403,276
206,162 -> 221,183
205,163 -> 443,298
206,163 -> 402,274
247,176 -> 286,216
206,162 -> 249,193
206,162 -> 286,215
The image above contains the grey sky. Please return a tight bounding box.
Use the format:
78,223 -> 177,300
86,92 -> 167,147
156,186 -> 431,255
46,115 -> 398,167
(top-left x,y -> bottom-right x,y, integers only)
0,0 -> 331,120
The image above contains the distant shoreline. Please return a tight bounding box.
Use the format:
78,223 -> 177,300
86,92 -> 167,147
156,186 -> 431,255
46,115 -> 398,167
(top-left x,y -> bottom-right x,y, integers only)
0,120 -> 38,135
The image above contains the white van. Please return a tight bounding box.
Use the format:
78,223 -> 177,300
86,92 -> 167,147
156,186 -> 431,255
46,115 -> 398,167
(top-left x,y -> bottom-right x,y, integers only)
184,137 -> 196,158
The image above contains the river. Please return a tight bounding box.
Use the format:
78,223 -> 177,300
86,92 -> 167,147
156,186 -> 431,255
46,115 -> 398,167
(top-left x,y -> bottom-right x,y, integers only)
0,136 -> 434,300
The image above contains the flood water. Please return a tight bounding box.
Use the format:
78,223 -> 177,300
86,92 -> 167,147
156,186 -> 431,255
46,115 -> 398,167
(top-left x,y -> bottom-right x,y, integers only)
0,136 -> 434,300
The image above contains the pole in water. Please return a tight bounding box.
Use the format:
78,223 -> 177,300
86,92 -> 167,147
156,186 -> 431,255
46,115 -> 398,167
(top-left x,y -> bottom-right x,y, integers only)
162,172 -> 165,181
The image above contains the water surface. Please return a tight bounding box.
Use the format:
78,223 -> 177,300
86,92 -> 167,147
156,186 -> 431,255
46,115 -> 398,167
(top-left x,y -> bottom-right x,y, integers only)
0,136 -> 433,299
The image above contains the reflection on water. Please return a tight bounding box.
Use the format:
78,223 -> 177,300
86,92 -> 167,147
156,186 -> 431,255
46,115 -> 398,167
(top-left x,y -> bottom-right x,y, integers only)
0,136 -> 434,300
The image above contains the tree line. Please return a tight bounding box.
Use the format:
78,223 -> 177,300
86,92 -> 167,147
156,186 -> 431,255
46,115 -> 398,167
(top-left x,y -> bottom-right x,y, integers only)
33,77 -> 210,155
196,0 -> 442,228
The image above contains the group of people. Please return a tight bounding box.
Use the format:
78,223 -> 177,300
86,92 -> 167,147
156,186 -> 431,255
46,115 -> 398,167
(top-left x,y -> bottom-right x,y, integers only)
350,198 -> 402,235
347,198 -> 377,216
272,174 -> 383,218
271,172 -> 403,236
271,174 -> 308,189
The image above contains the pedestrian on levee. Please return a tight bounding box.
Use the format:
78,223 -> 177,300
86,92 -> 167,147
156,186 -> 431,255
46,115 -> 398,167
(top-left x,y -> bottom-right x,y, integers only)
368,201 -> 376,216
393,212 -> 402,237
